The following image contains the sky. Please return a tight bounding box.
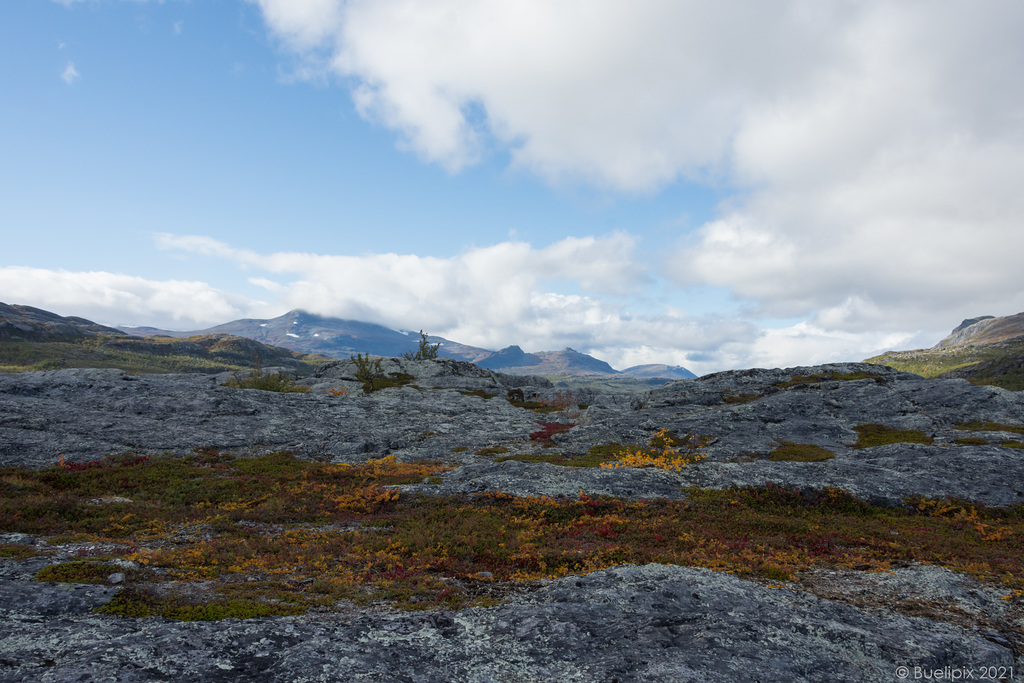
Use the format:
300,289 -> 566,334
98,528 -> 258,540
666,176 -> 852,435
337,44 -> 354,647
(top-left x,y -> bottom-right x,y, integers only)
2,0 -> 1023,375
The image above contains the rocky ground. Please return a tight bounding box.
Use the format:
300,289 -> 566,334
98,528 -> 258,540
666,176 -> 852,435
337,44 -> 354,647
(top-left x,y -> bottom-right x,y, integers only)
1,359 -> 1023,681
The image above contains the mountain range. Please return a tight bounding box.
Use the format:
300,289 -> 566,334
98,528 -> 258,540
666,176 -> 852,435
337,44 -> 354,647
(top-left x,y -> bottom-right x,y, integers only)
118,308 -> 696,379
0,302 -> 695,379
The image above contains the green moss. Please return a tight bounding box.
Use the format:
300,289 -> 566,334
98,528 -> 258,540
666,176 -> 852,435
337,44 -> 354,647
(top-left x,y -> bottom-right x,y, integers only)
852,424 -> 933,449
451,447 -> 469,453
0,544 -> 39,559
35,560 -> 122,584
954,437 -> 987,446
475,446 -> 510,456
769,441 -> 835,462
97,588 -> 305,620
721,391 -> 763,404
954,421 -> 1024,434
1001,441 -> 1024,449
460,389 -> 496,400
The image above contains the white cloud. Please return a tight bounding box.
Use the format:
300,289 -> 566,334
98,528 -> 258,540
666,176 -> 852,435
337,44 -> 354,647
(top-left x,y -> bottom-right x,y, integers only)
157,232 -> 645,338
672,2 -> 1024,334
61,61 -> 79,85
254,0 -> 841,188
0,267 -> 257,329
154,232 -> 770,372
251,0 -> 1024,350
173,20 -> 183,35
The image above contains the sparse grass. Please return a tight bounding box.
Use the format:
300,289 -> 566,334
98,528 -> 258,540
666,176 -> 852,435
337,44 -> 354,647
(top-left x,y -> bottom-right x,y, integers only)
1001,441 -> 1024,450
776,371 -> 884,388
769,442 -> 836,462
852,424 -> 933,449
954,437 -> 988,446
459,389 -> 496,400
3,451 -> 1023,621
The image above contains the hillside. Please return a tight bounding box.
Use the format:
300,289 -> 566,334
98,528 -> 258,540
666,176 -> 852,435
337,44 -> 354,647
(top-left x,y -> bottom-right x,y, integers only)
866,311 -> 1024,391
120,309 -> 495,363
0,302 -> 326,375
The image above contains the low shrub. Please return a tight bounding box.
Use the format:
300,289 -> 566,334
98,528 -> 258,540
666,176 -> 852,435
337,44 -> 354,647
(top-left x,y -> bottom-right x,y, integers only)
400,331 -> 440,361
224,362 -> 308,393
529,422 -> 574,444
6,448 -> 1024,620
777,371 -> 884,388
600,428 -> 706,473
36,560 -> 122,584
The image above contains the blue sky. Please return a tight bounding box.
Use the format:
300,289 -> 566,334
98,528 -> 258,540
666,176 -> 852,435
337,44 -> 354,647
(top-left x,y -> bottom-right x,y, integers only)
3,1 -> 1023,374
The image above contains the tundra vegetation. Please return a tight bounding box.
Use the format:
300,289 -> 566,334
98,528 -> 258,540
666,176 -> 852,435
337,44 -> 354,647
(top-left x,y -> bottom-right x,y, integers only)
350,353 -> 415,393
866,338 -> 1024,391
0,334 -> 325,375
223,359 -> 309,393
3,445 -> 1023,621
400,330 -> 440,361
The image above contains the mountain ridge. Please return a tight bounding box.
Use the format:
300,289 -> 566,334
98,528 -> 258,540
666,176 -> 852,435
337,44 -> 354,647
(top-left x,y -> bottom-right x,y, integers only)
118,308 -> 696,379
866,310 -> 1024,391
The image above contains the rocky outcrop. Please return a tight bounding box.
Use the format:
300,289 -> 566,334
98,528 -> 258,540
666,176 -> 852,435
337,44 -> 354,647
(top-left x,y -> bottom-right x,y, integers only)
2,362 -> 1023,505
2,359 -> 1024,681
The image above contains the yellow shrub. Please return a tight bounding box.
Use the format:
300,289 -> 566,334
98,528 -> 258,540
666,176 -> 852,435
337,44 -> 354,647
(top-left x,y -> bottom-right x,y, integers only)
600,428 -> 706,473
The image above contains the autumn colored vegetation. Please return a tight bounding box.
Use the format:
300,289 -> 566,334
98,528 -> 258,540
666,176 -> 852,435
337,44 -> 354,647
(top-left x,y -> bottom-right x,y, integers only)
2,448 -> 1023,621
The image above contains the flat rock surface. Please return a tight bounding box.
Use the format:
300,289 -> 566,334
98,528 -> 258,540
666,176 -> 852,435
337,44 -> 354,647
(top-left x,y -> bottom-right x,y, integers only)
0,564 -> 1015,682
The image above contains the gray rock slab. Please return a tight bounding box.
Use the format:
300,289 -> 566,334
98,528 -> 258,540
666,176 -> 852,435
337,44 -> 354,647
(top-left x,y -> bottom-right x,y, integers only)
0,565 -> 1011,682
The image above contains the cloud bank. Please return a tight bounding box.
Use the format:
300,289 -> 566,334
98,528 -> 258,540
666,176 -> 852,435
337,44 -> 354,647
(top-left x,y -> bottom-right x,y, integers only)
249,0 -> 1024,343
1,232 -> 927,375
